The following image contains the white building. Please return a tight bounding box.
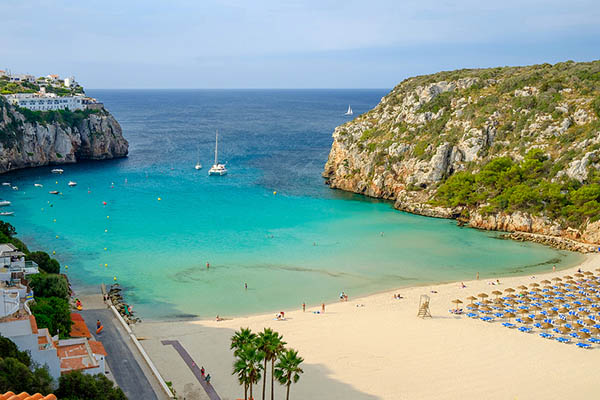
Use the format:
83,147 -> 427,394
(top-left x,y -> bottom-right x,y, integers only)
8,74 -> 35,83
3,93 -> 85,111
0,243 -> 39,283
64,76 -> 76,88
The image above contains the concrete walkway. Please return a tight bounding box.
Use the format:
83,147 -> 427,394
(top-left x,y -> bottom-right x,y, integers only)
162,340 -> 222,400
82,309 -> 159,400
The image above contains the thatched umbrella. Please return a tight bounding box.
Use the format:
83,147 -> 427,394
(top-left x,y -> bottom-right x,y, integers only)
505,312 -> 516,321
467,295 -> 477,304
492,290 -> 503,299
534,314 -> 545,321
504,288 -> 516,294
595,268 -> 600,272
547,310 -> 558,318
558,307 -> 569,314
530,306 -> 542,314
479,306 -> 491,312
530,283 -> 540,288
568,314 -> 579,322
564,275 -> 573,279
559,326 -> 571,336
552,277 -> 562,282
574,273 -> 584,278
590,327 -> 600,335
517,285 -> 528,290
480,299 -> 491,305
579,332 -> 591,340
584,271 -> 594,276
478,293 -> 489,301
452,299 -> 463,311
541,322 -> 553,331
541,279 -> 551,285
566,280 -> 577,285
522,317 -> 533,325
584,318 -> 596,326
578,310 -> 590,317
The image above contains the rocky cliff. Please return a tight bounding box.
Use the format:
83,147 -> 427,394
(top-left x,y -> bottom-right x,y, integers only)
0,97 -> 128,173
324,61 -> 600,251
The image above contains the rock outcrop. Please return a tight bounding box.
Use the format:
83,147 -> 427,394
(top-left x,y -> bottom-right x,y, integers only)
0,97 -> 128,173
324,61 -> 600,252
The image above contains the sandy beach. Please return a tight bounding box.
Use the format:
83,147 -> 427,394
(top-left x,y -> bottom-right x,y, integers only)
134,254 -> 600,400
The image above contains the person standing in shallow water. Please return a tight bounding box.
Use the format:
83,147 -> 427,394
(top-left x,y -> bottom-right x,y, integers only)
476,272 -> 479,280
322,303 -> 325,313
302,302 -> 305,312
244,282 -> 247,290
206,261 -> 209,269
553,265 -> 556,272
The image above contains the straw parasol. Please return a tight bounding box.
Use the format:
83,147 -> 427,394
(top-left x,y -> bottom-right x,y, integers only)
467,295 -> 477,304
504,288 -> 515,293
558,307 -> 569,314
541,322 -> 553,331
584,271 -> 594,276
579,332 -> 591,340
534,314 -> 545,321
571,322 -> 584,330
552,277 -> 562,282
505,312 -> 515,321
559,326 -> 571,335
564,275 -> 573,279
522,317 -> 533,324
480,299 -> 491,305
541,280 -> 551,284
479,306 -> 491,312
574,273 -> 584,278
519,309 -> 530,316
492,290 -> 503,298
567,314 -> 579,322
452,299 -> 463,310
584,318 -> 596,326
517,285 -> 528,290
478,293 -> 489,300
590,327 -> 600,335
530,283 -> 540,288
530,305 -> 542,313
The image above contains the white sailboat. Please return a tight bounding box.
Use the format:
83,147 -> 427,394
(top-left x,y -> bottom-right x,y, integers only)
208,130 -> 227,176
195,144 -> 202,170
345,105 -> 353,115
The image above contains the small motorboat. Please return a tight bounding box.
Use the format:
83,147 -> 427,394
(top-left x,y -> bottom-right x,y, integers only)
0,212 -> 14,216
0,201 -> 11,207
68,181 -> 77,187
51,169 -> 64,174
49,191 -> 60,195
34,183 -> 43,188
11,186 -> 18,191
2,183 -> 10,186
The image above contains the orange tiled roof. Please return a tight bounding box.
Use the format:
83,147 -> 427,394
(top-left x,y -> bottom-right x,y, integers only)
57,342 -> 98,373
0,391 -> 57,400
37,335 -> 48,345
69,313 -> 91,338
88,340 -> 107,356
29,315 -> 38,334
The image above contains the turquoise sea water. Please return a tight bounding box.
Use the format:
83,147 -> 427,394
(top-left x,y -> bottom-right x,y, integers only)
0,90 -> 583,319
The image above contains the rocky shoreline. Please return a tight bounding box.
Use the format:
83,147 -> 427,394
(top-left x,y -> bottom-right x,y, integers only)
0,98 -> 128,173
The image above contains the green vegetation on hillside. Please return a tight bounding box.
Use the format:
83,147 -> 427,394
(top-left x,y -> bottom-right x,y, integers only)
434,149 -> 600,227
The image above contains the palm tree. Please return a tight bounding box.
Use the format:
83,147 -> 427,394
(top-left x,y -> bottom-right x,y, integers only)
231,327 -> 257,356
256,328 -> 286,400
242,345 -> 264,400
274,349 -> 304,400
231,328 -> 258,398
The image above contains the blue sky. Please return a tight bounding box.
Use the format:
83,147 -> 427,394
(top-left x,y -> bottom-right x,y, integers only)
2,0 -> 599,89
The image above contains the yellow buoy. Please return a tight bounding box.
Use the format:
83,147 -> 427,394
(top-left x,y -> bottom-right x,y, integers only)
55,181 -> 58,184
273,191 -> 277,195
105,263 -> 108,267
56,235 -> 59,239
52,251 -> 56,255
113,276 -> 117,281
53,219 -> 56,222
106,216 -> 110,219
104,247 -> 107,251
65,265 -> 68,269
158,197 -> 162,201
104,229 -> 108,233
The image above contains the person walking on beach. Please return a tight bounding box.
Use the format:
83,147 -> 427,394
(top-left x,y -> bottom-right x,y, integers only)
201,366 -> 205,376
476,272 -> 479,280
302,302 -> 306,312
205,373 -> 211,384
553,265 -> 556,272
321,303 -> 325,313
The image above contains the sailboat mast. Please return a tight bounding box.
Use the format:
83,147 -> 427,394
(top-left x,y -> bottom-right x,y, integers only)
214,130 -> 218,165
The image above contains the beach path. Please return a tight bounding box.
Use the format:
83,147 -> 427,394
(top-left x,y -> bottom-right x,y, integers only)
161,340 -> 222,400
81,308 -> 161,400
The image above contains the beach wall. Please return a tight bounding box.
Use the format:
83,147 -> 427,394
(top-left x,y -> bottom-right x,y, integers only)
0,96 -> 128,173
323,61 -> 600,251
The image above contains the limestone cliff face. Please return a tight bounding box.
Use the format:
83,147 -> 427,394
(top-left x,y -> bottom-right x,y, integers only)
0,98 -> 128,173
324,61 -> 600,251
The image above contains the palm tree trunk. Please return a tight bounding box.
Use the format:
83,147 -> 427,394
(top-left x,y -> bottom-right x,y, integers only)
244,382 -> 248,400
262,358 -> 267,400
270,359 -> 275,400
250,383 -> 253,400
286,383 -> 290,400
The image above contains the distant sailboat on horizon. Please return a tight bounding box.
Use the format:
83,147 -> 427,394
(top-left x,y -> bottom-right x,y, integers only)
345,105 -> 353,116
